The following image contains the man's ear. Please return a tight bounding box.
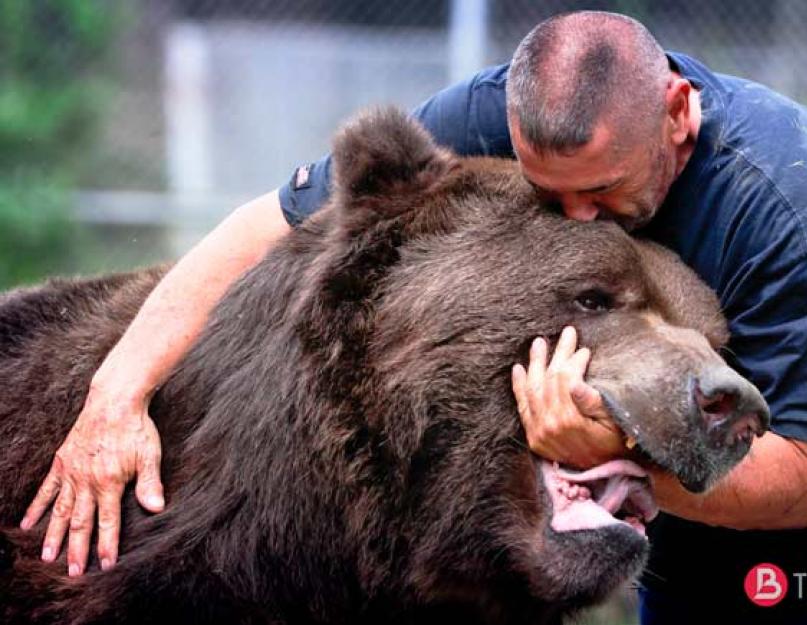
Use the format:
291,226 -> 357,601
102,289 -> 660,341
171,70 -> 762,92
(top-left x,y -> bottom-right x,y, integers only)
330,107 -> 458,219
665,77 -> 692,146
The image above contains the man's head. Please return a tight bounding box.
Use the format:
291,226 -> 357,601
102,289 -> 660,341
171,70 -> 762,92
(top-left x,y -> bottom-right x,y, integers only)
507,11 -> 699,230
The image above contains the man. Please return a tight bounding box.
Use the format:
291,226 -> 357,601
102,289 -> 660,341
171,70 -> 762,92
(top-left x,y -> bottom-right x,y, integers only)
19,10 -> 807,624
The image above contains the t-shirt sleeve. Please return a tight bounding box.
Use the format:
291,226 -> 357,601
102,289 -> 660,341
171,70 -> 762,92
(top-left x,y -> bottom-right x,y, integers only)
718,186 -> 807,443
277,66 -> 510,227
278,155 -> 333,228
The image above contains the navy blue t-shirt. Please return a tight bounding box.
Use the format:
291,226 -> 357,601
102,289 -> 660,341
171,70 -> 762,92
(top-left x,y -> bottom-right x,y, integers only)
280,52 -> 807,615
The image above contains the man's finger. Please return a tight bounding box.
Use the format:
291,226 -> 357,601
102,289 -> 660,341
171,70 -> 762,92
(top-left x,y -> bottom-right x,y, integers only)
21,470 -> 61,530
563,347 -> 610,419
526,337 -> 547,392
41,481 -> 75,563
512,364 -> 532,421
135,450 -> 165,513
566,347 -> 591,388
550,326 -> 578,363
67,489 -> 96,577
96,487 -> 123,571
571,381 -> 612,421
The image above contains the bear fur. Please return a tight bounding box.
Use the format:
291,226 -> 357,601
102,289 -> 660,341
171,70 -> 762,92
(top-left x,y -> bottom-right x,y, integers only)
0,108 -> 766,624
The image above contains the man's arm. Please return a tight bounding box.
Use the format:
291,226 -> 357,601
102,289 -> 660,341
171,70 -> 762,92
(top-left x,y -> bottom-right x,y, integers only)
21,190 -> 290,576
648,431 -> 807,530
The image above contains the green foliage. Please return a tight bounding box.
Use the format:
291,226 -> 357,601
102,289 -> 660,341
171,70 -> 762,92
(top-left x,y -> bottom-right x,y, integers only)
0,173 -> 73,286
0,0 -> 117,288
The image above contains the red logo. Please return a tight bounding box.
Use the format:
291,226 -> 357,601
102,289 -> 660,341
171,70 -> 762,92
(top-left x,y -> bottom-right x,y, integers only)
745,563 -> 788,607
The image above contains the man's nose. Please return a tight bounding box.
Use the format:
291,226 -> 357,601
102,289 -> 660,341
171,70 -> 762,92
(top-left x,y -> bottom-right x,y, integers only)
561,195 -> 599,222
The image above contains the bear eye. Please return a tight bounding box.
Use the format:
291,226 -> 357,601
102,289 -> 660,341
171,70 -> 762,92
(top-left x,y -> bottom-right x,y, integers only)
574,289 -> 614,313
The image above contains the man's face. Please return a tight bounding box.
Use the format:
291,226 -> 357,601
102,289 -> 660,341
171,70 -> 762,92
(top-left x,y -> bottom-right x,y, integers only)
511,118 -> 675,231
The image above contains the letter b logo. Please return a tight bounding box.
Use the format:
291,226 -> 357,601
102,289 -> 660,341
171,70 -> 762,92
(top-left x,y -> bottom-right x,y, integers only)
744,563 -> 788,607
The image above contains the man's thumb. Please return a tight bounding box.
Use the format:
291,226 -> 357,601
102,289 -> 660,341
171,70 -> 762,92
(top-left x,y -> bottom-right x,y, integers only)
135,455 -> 165,513
570,382 -> 607,418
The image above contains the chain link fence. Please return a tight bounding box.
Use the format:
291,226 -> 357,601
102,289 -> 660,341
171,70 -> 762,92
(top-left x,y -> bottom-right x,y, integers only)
3,0 -> 806,276
110,0 -> 807,197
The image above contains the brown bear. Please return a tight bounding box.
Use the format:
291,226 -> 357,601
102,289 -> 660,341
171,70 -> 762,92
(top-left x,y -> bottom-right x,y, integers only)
0,108 -> 768,625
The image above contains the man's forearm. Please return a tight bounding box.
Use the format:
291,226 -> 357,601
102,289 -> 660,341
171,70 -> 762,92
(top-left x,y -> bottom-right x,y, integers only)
650,431 -> 807,530
94,189 -> 290,399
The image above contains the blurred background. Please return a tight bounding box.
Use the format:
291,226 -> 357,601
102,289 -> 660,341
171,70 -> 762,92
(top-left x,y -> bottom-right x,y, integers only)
1,1 -> 804,621
2,0 -> 806,289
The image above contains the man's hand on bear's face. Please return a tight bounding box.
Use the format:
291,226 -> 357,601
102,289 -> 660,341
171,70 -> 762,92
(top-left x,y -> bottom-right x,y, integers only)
512,326 -> 626,469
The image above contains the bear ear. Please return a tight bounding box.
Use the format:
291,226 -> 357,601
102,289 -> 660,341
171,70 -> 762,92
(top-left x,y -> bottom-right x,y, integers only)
330,107 -> 458,219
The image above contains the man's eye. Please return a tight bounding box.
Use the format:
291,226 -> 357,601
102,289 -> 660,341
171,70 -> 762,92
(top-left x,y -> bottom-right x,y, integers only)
574,289 -> 614,313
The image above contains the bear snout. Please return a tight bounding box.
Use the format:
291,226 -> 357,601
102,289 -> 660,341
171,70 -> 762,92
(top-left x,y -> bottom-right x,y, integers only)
692,367 -> 770,449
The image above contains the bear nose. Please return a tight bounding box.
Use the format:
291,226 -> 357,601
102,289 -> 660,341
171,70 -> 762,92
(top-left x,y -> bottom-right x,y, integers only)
693,368 -> 770,448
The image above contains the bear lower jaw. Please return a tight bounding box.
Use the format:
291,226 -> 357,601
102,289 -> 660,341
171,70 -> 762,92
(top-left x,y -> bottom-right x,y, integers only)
540,459 -> 658,537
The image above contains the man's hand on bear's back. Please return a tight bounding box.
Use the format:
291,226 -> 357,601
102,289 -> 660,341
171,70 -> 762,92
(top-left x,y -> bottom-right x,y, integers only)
20,385 -> 164,576
512,326 -> 626,469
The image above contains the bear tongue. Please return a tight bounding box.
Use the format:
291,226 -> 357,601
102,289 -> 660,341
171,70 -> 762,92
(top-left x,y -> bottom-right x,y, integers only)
539,460 -> 658,535
596,474 -> 659,523
622,477 -> 659,523
554,459 -> 648,483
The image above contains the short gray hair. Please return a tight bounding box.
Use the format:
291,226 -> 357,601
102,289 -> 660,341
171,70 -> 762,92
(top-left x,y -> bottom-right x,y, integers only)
507,11 -> 669,155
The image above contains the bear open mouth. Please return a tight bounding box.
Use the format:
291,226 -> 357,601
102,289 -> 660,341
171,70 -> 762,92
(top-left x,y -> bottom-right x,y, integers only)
540,460 -> 658,537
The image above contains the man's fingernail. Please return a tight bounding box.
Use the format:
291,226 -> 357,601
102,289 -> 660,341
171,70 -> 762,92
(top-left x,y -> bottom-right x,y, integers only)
42,546 -> 53,561
101,558 -> 113,571
147,495 -> 164,509
532,338 -> 544,350
68,563 -> 80,577
20,518 -> 31,530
